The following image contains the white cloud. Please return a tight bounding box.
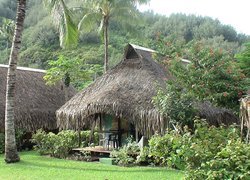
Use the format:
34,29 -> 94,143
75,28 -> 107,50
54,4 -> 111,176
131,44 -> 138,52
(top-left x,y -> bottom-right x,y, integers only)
139,0 -> 250,35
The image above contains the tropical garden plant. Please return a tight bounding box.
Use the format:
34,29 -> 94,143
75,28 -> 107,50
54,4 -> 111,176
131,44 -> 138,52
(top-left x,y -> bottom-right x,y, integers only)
32,130 -> 98,158
110,137 -> 141,166
144,119 -> 250,179
43,55 -> 102,101
236,42 -> 250,78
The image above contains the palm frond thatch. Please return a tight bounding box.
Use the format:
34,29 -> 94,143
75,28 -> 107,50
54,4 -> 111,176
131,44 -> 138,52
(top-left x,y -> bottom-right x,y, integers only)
196,101 -> 239,126
0,64 -> 76,132
56,44 -> 170,137
56,44 -> 239,137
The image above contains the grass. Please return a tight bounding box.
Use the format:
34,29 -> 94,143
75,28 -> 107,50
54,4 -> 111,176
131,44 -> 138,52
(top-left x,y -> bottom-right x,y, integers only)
0,151 -> 184,180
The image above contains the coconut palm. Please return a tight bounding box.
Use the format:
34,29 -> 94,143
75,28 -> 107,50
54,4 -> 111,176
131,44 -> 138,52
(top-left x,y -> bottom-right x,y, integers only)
78,0 -> 149,73
4,0 -> 26,163
5,0 -> 77,163
44,0 -> 79,48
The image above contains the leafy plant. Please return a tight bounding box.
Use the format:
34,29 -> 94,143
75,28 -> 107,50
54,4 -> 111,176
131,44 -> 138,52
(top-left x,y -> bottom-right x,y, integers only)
44,55 -> 103,91
147,118 -> 241,171
148,127 -> 190,170
185,139 -> 250,180
235,42 -> 250,78
0,130 -> 26,154
153,81 -> 196,127
169,42 -> 249,112
110,138 -> 141,166
32,130 -> 57,155
32,130 -> 98,158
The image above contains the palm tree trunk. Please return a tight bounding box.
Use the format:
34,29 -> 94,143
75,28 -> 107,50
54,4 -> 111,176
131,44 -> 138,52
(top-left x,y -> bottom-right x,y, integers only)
103,16 -> 109,73
5,0 -> 26,163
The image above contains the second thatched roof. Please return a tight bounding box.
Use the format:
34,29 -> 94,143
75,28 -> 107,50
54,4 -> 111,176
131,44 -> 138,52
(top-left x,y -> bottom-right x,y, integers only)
56,44 -> 171,137
0,65 -> 76,132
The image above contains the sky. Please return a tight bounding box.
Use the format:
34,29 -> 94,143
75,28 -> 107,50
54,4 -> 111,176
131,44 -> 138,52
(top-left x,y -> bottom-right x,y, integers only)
139,0 -> 250,35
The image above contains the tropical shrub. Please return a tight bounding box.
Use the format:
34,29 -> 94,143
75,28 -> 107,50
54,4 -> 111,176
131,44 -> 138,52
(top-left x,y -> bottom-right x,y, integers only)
32,130 -> 98,158
169,42 -> 248,112
32,130 -> 57,155
15,129 -> 26,150
186,139 -> 250,180
148,126 -> 191,170
53,131 -> 82,158
154,42 -> 249,121
153,81 -> 196,128
110,138 -> 141,166
147,119 -> 241,171
0,130 -> 26,153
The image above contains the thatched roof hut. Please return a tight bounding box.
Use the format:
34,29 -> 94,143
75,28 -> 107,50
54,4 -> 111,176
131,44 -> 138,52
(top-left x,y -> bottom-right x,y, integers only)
0,64 -> 76,132
56,44 -> 239,138
57,44 -> 171,137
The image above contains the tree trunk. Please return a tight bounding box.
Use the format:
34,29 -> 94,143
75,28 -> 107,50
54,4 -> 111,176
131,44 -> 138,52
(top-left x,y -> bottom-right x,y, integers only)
5,0 -> 26,163
103,17 -> 109,73
63,84 -> 69,102
63,72 -> 70,102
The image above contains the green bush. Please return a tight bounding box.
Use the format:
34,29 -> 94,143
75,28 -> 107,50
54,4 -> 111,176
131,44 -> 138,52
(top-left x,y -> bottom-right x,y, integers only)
0,130 -> 26,153
0,133 -> 4,154
186,140 -> 250,180
153,81 -> 196,127
185,119 -> 240,170
15,129 -> 26,150
148,119 -> 241,171
110,139 -> 141,166
148,127 -> 191,170
32,130 -> 57,155
32,130 -> 98,158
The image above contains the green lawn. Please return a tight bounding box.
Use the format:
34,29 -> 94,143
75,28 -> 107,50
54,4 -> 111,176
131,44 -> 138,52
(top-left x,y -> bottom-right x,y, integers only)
0,151 -> 183,180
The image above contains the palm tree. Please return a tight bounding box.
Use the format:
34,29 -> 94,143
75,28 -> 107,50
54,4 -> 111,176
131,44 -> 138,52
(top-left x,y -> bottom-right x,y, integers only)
78,0 -> 149,73
5,0 -> 77,163
4,0 -> 26,163
0,18 -> 15,61
44,0 -> 79,48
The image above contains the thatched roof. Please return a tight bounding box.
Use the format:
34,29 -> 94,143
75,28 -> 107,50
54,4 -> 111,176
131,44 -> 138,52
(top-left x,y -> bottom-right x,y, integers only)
196,102 -> 239,126
56,44 -> 239,137
0,64 -> 76,132
57,44 -> 171,137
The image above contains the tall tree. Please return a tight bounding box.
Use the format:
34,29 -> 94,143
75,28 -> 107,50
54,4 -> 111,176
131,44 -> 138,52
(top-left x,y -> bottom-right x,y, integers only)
4,0 -> 77,163
78,0 -> 149,72
5,0 -> 26,163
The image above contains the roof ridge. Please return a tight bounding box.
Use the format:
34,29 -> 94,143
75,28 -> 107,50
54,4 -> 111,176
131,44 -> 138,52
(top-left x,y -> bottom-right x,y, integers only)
129,43 -> 157,53
0,64 -> 46,73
